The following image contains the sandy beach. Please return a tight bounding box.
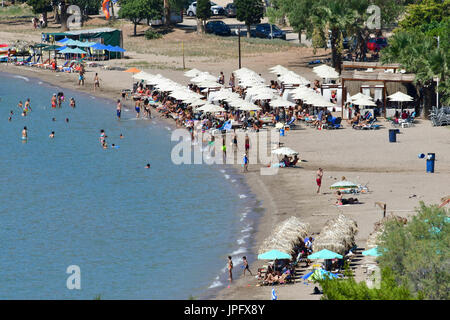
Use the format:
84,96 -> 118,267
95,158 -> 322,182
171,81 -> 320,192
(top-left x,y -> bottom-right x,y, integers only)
2,61 -> 448,300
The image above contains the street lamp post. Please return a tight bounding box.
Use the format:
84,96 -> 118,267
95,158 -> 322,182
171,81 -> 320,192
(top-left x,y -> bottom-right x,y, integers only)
238,26 -> 241,69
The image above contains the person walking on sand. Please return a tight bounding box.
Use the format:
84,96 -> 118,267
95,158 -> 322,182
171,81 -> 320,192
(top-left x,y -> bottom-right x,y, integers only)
116,99 -> 122,119
242,256 -> 253,276
93,73 -> 100,91
227,256 -> 233,284
316,168 -> 323,193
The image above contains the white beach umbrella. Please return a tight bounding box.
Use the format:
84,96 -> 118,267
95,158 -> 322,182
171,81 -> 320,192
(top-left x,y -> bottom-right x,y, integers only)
271,147 -> 299,156
197,103 -> 225,113
313,66 -> 340,79
191,73 -> 217,83
183,98 -> 207,107
184,68 -> 202,78
198,81 -> 223,89
278,72 -> 310,85
351,93 -> 373,101
352,98 -> 377,107
270,99 -> 296,108
133,71 -> 152,80
387,91 -> 413,102
253,92 -> 276,100
269,65 -> 289,75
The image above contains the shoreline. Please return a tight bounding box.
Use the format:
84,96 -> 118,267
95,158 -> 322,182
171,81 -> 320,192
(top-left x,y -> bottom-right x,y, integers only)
2,64 -> 449,300
0,64 -> 266,300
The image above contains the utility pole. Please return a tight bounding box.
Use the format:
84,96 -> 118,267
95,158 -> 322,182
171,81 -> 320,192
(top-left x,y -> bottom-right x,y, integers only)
435,36 -> 440,108
238,26 -> 241,69
182,41 -> 185,70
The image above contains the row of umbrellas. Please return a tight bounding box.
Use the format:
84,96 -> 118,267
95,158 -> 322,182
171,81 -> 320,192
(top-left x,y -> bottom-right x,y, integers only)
257,247 -> 382,260
348,91 -> 413,107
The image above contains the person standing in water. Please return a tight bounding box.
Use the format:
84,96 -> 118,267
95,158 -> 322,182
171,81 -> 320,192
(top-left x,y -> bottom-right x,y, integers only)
243,153 -> 249,172
22,126 -> 28,140
49,131 -> 55,138
51,94 -> 57,108
227,256 -> 233,284
242,256 -> 253,276
135,99 -> 141,118
316,168 -> 323,194
70,98 -> 76,108
18,101 -> 23,111
116,99 -> 122,119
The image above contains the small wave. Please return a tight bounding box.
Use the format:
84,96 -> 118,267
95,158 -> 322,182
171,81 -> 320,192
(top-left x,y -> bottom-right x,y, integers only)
231,179 -> 236,183
231,247 -> 246,255
208,280 -> 223,289
14,75 -> 29,82
38,81 -> 43,84
165,127 -> 171,131
239,194 -> 247,199
224,174 -> 230,179
220,169 -> 225,173
237,237 -> 247,245
241,226 -> 253,233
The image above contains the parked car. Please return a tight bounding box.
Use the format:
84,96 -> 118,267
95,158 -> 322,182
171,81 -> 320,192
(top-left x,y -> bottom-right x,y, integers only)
186,1 -> 225,17
224,3 -> 236,17
253,23 -> 286,40
367,37 -> 388,51
205,21 -> 232,36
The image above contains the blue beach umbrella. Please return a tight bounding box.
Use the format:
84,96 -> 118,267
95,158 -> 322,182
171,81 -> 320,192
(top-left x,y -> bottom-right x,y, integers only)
362,247 -> 382,257
257,250 -> 291,260
58,37 -> 70,44
308,249 -> 343,260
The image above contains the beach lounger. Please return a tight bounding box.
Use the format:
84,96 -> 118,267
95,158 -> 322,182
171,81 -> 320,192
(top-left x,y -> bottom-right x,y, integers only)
57,60 -> 69,72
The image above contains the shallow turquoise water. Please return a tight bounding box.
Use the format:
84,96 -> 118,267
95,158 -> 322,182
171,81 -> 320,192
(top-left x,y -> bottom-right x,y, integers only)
0,72 -> 256,299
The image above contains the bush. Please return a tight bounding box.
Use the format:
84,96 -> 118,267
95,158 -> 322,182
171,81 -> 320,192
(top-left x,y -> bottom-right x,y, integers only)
145,29 -> 163,40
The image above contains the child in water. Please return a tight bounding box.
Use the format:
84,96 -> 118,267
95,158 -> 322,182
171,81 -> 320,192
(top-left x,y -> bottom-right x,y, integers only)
70,98 -> 76,108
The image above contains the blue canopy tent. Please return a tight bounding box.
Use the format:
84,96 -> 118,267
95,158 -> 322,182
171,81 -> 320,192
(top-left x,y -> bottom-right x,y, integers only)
58,37 -> 70,44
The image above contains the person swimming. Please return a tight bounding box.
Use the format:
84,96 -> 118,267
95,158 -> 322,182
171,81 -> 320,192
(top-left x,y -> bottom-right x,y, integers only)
120,133 -> 123,139
49,131 -> 55,138
52,117 -> 56,121
100,129 -> 106,143
65,118 -> 69,123
24,98 -> 32,114
145,163 -> 151,168
70,98 -> 76,108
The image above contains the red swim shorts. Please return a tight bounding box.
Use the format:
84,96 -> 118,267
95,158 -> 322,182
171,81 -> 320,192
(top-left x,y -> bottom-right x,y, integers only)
316,178 -> 322,186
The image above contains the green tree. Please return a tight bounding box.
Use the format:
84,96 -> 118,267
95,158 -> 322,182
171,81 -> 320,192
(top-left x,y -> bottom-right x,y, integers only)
381,0 -> 449,114
266,0 -> 411,72
119,0 -> 163,36
27,0 -> 52,27
196,0 -> 210,33
399,0 -> 450,33
235,0 -> 264,38
377,203 -> 449,299
320,267 -> 418,300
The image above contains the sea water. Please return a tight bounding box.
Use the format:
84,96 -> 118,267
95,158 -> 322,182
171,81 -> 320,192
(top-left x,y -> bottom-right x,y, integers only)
0,72 -> 258,299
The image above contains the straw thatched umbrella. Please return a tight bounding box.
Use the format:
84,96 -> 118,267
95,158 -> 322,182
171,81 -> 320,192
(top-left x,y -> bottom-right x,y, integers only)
258,216 -> 310,257
313,214 -> 358,255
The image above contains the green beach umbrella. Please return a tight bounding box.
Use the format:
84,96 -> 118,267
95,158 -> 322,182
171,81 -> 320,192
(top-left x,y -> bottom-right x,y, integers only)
258,250 -> 291,260
362,247 -> 382,257
308,249 -> 343,260
330,180 -> 358,189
